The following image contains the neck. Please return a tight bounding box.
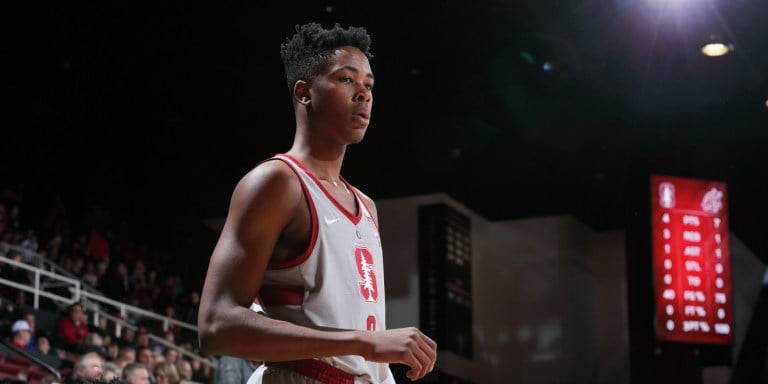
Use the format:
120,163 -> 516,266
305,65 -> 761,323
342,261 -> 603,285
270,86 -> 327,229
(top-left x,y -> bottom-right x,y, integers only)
286,145 -> 353,195
319,175 -> 350,193
292,112 -> 353,165
290,152 -> 344,181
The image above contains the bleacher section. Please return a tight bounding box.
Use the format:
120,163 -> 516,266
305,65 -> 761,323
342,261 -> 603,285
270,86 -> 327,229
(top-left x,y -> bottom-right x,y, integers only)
0,244 -> 216,382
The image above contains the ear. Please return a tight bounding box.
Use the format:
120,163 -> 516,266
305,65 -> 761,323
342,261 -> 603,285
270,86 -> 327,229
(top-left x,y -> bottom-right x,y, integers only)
293,80 -> 311,106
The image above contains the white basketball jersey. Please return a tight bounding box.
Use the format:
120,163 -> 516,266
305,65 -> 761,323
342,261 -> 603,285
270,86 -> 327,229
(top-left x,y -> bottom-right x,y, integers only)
250,154 -> 394,384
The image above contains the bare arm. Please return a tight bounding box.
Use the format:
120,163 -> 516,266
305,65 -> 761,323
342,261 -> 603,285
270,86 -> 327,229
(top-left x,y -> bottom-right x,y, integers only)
197,162 -> 436,380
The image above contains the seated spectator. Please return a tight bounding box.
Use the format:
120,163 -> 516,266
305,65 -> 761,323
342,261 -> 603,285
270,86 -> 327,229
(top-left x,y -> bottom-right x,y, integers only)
154,330 -> 175,355
0,297 -> 21,336
175,360 -> 193,383
117,327 -> 136,349
82,331 -> 107,358
70,257 -> 85,279
68,351 -> 103,384
154,361 -> 180,384
9,318 -> 32,349
214,355 -> 256,384
94,262 -> 109,290
113,356 -> 132,371
122,362 -> 151,384
81,261 -> 100,287
162,347 -> 179,366
0,249 -> 29,299
22,310 -> 38,351
32,333 -> 62,369
70,234 -> 89,261
189,358 -> 211,384
103,262 -> 131,302
180,291 -> 199,326
137,345 -> 156,376
134,326 -> 151,349
117,345 -> 137,364
20,228 -> 40,254
161,307 -> 181,340
102,361 -> 122,382
153,353 -> 167,372
55,303 -> 90,353
36,334 -> 58,356
105,340 -> 120,361
87,229 -> 110,264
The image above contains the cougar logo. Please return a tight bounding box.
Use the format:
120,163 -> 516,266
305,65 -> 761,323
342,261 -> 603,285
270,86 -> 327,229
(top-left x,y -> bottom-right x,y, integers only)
355,247 -> 378,302
701,187 -> 724,214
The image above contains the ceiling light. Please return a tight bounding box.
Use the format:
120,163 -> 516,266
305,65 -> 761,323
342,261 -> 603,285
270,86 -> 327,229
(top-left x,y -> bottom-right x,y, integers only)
701,35 -> 732,57
702,43 -> 729,57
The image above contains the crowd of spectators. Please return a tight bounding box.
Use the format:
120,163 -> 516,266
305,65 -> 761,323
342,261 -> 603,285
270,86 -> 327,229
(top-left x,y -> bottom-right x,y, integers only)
0,184 -> 218,383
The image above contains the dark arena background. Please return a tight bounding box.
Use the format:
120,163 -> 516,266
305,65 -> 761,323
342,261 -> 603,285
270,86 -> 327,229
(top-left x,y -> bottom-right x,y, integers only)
2,1 -> 768,383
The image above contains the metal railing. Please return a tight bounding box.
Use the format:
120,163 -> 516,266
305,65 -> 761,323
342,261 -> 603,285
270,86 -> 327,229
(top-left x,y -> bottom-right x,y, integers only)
91,308 -> 215,368
0,242 -> 98,294
76,288 -> 199,334
0,251 -> 216,368
0,252 -> 82,309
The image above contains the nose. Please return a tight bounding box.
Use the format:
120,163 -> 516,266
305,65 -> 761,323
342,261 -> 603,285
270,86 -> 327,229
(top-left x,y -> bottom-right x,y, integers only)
354,85 -> 371,103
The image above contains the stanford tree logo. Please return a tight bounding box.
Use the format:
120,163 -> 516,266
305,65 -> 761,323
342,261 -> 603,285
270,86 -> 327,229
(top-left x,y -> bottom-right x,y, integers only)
355,247 -> 378,302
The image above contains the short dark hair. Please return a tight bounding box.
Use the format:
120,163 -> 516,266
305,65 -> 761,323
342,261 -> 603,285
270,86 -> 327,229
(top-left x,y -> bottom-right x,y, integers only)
280,22 -> 373,91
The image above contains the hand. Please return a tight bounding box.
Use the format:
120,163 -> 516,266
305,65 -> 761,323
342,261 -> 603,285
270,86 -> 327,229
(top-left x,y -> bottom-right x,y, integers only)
359,327 -> 437,381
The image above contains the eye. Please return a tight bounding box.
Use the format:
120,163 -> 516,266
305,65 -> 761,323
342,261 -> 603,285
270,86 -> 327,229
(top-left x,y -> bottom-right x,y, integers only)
365,83 -> 374,91
340,76 -> 353,83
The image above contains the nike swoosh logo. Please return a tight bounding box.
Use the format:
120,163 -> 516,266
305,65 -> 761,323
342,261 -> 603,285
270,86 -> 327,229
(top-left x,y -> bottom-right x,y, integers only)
324,217 -> 340,225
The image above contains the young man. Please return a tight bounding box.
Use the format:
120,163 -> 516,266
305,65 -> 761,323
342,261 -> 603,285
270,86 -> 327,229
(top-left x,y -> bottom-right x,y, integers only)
198,22 -> 437,383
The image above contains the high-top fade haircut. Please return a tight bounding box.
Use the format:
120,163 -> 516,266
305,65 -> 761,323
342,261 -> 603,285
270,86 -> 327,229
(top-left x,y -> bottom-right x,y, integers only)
280,22 -> 373,92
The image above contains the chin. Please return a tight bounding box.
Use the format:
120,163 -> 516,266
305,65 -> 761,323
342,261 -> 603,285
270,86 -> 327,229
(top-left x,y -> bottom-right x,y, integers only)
347,129 -> 367,144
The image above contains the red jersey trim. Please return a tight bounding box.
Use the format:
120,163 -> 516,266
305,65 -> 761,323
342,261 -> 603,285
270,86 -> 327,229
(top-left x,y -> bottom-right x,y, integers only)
352,187 -> 379,230
259,156 -> 318,270
280,153 -> 363,226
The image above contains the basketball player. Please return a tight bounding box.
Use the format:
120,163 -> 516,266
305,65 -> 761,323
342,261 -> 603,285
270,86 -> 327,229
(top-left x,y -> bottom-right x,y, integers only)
197,22 -> 437,383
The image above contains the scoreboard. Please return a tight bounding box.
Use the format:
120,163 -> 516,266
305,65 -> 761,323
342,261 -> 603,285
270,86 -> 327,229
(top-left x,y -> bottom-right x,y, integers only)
650,174 -> 733,344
